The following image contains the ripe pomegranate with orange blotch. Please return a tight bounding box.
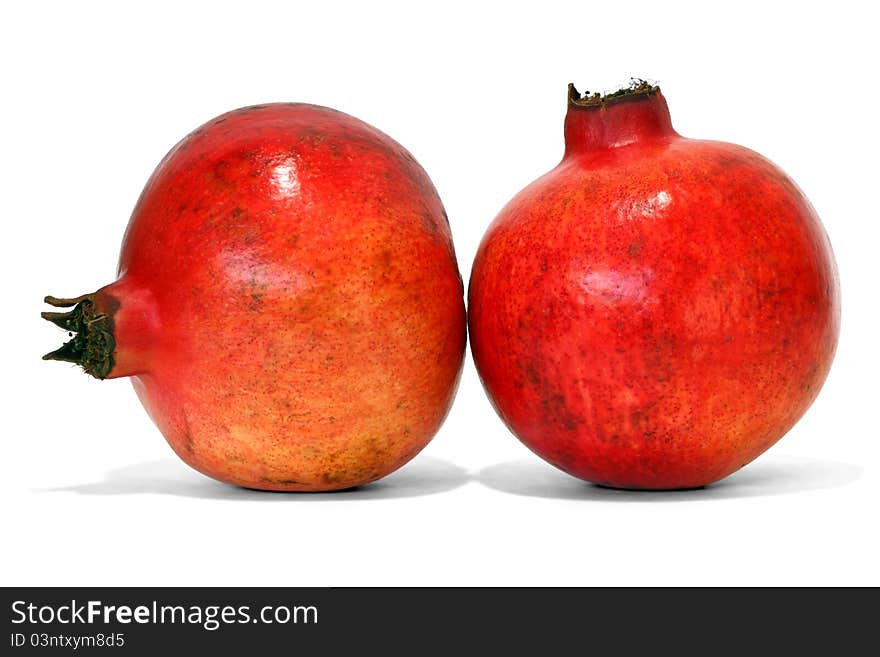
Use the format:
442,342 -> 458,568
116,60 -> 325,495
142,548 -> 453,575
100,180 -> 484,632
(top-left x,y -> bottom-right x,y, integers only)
44,103 -> 466,491
468,81 -> 840,489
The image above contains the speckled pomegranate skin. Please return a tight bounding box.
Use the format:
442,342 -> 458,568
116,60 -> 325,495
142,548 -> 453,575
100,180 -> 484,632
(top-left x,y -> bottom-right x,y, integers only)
468,88 -> 839,489
93,104 -> 466,491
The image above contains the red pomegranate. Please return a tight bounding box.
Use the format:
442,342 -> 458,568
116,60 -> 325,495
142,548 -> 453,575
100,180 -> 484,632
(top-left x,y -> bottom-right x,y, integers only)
43,103 -> 466,491
468,81 -> 840,489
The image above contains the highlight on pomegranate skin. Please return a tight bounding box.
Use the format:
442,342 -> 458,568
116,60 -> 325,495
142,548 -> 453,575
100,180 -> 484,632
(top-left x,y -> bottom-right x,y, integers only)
43,103 -> 466,492
468,80 -> 840,490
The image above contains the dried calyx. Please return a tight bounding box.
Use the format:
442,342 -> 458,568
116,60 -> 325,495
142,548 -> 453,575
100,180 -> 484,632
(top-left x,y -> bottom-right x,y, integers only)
41,295 -> 116,379
568,79 -> 660,108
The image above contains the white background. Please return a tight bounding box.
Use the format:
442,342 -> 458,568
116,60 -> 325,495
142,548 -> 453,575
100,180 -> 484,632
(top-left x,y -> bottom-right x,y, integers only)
2,1 -> 877,586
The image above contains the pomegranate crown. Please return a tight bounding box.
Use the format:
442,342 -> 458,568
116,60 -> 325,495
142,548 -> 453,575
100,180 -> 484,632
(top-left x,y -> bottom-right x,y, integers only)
568,78 -> 660,109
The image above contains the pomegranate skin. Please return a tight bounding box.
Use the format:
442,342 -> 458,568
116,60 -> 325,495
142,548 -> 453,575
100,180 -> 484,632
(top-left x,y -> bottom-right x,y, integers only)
468,85 -> 840,490
51,103 -> 466,491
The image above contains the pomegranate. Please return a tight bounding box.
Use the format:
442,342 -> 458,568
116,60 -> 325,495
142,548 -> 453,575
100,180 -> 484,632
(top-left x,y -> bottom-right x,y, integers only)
43,103 -> 466,491
468,81 -> 840,489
